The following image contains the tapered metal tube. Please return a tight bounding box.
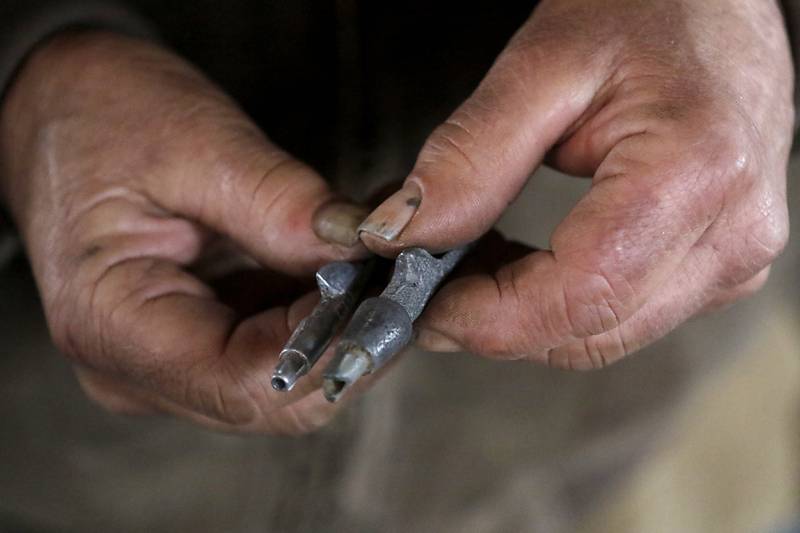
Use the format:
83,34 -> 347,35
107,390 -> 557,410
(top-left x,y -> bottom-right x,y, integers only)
271,260 -> 372,392
323,245 -> 471,402
271,350 -> 307,392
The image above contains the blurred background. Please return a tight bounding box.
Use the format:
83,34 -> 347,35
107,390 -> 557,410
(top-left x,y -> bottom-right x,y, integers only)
0,1 -> 798,532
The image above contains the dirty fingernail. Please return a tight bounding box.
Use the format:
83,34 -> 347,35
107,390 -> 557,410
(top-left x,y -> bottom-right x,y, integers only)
415,328 -> 464,353
313,201 -> 370,247
358,181 -> 421,242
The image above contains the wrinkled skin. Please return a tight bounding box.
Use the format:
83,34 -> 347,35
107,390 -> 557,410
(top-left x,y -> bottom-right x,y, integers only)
0,31 -> 371,433
364,0 -> 794,369
0,0 -> 793,434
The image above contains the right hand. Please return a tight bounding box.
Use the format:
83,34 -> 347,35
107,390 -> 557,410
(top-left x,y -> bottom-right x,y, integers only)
0,31 -> 370,434
359,0 -> 792,368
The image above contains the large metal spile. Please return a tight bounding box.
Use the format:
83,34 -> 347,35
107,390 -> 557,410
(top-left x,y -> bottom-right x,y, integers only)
322,246 -> 470,402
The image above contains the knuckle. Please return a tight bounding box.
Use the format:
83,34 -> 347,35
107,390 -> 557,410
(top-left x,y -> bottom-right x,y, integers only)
248,155 -> 306,212
722,199 -> 789,285
733,268 -> 772,300
184,357 -> 271,428
482,268 -> 545,358
42,278 -> 89,364
48,318 -> 81,362
282,406 -> 336,436
542,347 -> 573,370
471,336 -> 527,361
77,373 -> 148,416
546,329 -> 628,373
76,377 -> 109,406
85,393 -> 138,416
558,270 -> 626,339
50,302 -> 100,368
196,148 -> 317,248
581,334 -> 622,370
749,267 -> 772,290
418,115 -> 481,175
82,392 -> 121,414
705,267 -> 771,312
678,127 -> 752,195
702,134 -> 750,186
490,265 -> 630,358
190,375 -> 259,427
746,209 -> 790,266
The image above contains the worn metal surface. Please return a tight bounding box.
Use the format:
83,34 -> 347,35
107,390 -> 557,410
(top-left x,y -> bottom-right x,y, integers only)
271,260 -> 372,392
322,245 -> 471,402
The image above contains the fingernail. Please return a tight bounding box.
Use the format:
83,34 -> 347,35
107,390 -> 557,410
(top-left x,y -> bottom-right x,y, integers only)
358,181 -> 421,242
415,328 -> 464,353
313,201 -> 370,247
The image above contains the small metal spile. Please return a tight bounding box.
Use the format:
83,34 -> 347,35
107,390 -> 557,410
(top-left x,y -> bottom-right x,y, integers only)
271,260 -> 372,392
271,350 -> 307,392
322,245 -> 471,403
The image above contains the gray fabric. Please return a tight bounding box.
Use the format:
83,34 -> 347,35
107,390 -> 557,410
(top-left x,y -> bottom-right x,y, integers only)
0,0 -> 156,101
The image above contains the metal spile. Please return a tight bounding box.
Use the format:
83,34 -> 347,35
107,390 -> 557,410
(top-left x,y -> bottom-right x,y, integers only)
322,245 -> 470,402
271,260 -> 372,392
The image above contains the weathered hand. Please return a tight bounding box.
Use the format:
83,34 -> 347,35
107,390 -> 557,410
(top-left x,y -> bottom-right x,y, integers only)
0,31 -> 369,433
360,0 -> 794,368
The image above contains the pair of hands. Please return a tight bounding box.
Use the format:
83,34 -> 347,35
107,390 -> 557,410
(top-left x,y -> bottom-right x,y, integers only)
0,0 -> 792,434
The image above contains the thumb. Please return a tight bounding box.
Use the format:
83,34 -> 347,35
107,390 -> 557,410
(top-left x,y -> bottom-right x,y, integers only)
144,114 -> 369,276
359,30 -> 603,253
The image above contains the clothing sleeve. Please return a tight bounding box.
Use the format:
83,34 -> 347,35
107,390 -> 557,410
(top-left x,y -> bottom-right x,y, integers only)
0,1 -> 157,100
0,1 -> 157,270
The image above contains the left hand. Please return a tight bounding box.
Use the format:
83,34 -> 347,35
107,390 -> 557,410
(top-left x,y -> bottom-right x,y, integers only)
0,31 -> 371,433
359,0 -> 794,368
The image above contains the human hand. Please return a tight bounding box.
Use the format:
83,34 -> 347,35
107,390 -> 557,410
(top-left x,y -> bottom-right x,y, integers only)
0,31 -> 371,433
359,0 -> 794,368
